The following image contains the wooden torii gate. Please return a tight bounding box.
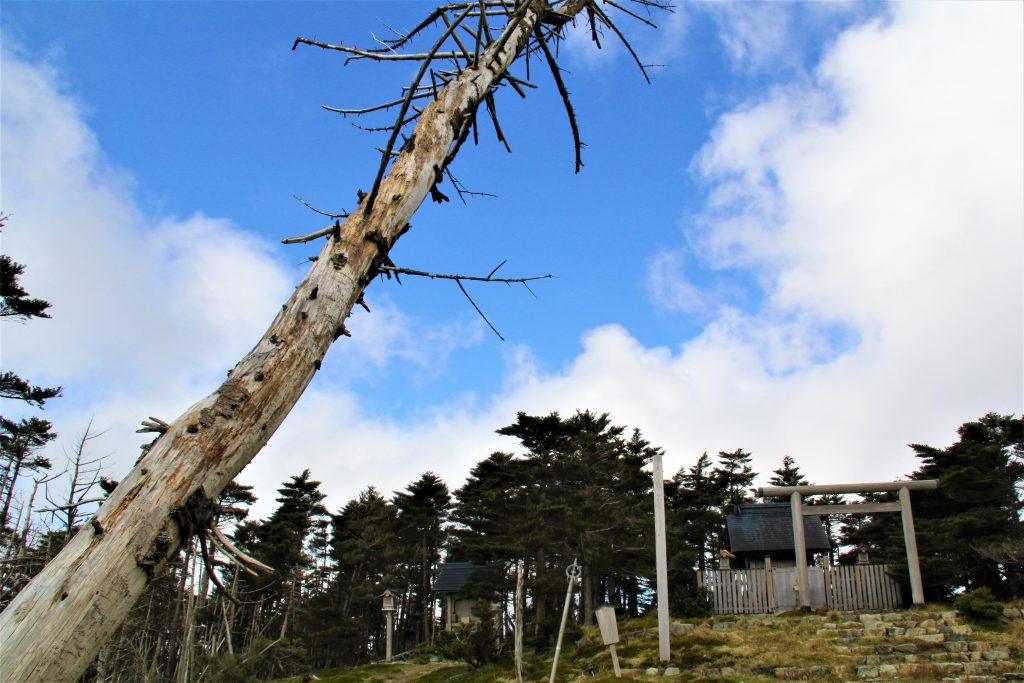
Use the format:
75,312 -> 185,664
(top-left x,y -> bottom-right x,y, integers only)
755,479 -> 939,609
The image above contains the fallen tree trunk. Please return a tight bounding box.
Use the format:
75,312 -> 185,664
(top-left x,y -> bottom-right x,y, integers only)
0,2 -> 589,680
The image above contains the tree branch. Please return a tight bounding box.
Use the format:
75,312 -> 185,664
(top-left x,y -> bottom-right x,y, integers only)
534,26 -> 584,172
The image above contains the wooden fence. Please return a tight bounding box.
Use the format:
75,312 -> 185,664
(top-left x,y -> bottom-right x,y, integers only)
822,563 -> 902,611
700,564 -> 902,614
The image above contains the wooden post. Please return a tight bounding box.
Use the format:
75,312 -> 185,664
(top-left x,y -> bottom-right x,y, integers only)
652,452 -> 670,663
385,610 -> 394,662
514,560 -> 524,683
609,644 -> 622,678
790,492 -> 811,611
765,556 -> 776,613
899,486 -> 926,606
595,605 -> 622,679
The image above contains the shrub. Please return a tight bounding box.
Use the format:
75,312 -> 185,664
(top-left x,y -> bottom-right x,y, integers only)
432,600 -> 503,667
672,585 -> 713,618
955,587 -> 1004,622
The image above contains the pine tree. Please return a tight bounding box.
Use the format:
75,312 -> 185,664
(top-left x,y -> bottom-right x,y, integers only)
233,470 -> 327,649
670,452 -> 727,574
393,472 -> 451,646
0,417 -> 55,533
714,449 -> 757,507
844,414 -> 1024,600
452,411 -> 660,640
0,219 -> 60,536
768,455 -> 808,488
328,487 -> 400,664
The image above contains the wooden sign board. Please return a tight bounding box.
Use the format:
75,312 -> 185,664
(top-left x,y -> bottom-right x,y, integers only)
595,605 -> 619,645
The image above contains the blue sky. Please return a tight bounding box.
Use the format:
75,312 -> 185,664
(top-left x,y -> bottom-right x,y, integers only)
2,1 -> 1021,519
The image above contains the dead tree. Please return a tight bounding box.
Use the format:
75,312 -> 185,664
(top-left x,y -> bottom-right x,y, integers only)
0,2 -> 666,680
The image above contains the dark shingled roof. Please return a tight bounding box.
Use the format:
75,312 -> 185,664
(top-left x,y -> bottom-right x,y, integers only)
725,503 -> 831,554
432,562 -> 489,593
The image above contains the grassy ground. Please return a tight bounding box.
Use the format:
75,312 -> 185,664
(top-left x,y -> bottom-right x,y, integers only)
272,603 -> 1024,683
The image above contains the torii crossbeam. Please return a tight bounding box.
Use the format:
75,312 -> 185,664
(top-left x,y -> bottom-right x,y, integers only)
755,479 -> 939,609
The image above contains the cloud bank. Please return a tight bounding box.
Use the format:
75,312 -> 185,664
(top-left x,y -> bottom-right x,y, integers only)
2,2 -> 1020,520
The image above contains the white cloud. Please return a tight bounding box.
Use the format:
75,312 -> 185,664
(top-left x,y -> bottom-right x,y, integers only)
561,2 -> 686,77
3,1 -> 1021,524
0,45 -> 488,518
646,250 -> 708,314
704,1 -> 798,73
330,295 -> 484,380
244,1 -> 1024,515
0,48 -> 292,492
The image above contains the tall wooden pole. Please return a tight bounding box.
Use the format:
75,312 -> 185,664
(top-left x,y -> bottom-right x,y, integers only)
899,486 -> 926,606
514,560 -> 525,683
790,491 -> 811,611
385,610 -> 394,662
653,452 -> 670,663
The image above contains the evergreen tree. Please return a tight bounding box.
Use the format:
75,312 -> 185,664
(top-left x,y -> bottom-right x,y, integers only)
768,455 -> 808,488
670,452 -> 727,574
451,411 -> 659,642
393,472 -> 450,646
327,487 -> 400,664
0,221 -> 60,536
713,448 -> 756,507
233,470 -> 327,647
0,417 -> 55,532
844,414 -> 1024,600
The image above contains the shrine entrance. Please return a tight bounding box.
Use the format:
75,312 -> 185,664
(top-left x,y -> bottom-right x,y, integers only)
755,479 -> 939,609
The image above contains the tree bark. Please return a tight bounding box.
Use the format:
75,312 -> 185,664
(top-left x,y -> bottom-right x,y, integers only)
0,3 -> 582,680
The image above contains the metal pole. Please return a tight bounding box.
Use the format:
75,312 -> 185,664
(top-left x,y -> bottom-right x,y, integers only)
549,559 -> 580,683
790,491 -> 811,611
899,486 -> 926,606
652,452 -> 670,663
385,610 -> 393,662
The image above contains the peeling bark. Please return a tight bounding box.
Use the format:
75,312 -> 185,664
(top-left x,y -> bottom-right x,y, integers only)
0,3 -> 588,681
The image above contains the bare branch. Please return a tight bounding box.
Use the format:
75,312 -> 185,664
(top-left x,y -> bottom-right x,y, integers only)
209,525 -> 273,575
37,497 -> 105,514
458,279 -> 504,341
364,4 -> 476,212
293,36 -> 463,62
484,93 -> 512,153
600,0 -> 661,29
281,221 -> 340,245
293,195 -> 349,220
323,90 -> 435,117
378,264 -> 552,284
135,417 -> 169,435
533,26 -> 584,172
588,1 -> 651,83
445,168 -> 497,203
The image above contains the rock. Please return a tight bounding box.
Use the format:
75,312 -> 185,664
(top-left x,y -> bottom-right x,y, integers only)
644,667 -> 659,676
662,666 -> 680,677
669,622 -> 694,635
773,666 -> 803,680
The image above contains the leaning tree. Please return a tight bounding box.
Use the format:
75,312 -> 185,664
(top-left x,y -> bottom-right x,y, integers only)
0,2 -> 667,680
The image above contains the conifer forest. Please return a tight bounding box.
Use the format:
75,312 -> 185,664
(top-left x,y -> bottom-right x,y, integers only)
2,394 -> 1021,681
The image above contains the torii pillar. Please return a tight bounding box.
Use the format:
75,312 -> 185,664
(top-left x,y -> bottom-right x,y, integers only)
757,479 -> 939,609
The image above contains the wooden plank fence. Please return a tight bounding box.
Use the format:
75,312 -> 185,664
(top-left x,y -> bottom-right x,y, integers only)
700,564 -> 901,614
823,563 -> 902,611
